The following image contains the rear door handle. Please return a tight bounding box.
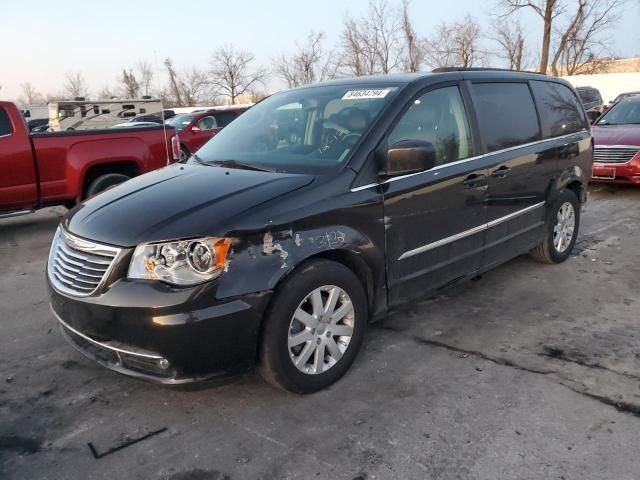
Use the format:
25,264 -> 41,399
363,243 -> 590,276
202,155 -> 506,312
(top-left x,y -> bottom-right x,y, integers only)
490,166 -> 511,178
463,173 -> 486,188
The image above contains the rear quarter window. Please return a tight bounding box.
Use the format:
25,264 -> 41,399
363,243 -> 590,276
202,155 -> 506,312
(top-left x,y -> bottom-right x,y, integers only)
471,83 -> 540,153
531,81 -> 587,138
0,107 -> 14,136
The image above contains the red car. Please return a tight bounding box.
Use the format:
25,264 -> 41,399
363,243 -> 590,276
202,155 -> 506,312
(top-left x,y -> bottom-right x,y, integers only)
0,101 -> 179,217
166,107 -> 248,161
592,96 -> 640,184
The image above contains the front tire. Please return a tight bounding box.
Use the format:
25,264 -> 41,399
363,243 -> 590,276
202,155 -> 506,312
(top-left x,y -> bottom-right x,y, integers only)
530,188 -> 580,264
259,259 -> 367,394
180,146 -> 190,162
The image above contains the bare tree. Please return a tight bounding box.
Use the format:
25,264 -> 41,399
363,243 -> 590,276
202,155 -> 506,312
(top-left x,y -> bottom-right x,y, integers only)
97,86 -> 117,100
45,92 -> 66,103
340,0 -> 404,76
400,0 -> 425,72
550,0 -> 626,75
425,16 -> 485,69
163,58 -> 210,107
499,0 -> 562,74
63,71 -> 88,98
341,17 -> 375,76
493,19 -> 527,69
273,31 -> 341,88
164,58 -> 184,107
20,82 -> 44,105
119,68 -> 140,98
137,60 -> 154,96
209,45 -> 266,105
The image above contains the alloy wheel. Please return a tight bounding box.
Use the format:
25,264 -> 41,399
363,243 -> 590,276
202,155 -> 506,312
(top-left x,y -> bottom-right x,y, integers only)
288,285 -> 355,375
553,201 -> 576,253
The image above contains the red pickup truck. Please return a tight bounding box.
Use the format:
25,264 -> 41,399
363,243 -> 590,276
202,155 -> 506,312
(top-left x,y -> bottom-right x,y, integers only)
0,101 -> 180,217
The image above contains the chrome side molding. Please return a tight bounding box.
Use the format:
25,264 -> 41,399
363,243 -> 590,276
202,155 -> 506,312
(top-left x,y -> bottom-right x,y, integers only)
398,201 -> 546,260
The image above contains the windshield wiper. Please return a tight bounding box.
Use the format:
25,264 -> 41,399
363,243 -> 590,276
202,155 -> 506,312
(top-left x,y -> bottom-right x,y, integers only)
210,159 -> 274,172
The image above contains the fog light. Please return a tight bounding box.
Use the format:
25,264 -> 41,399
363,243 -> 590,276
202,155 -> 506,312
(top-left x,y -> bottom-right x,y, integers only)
159,358 -> 170,370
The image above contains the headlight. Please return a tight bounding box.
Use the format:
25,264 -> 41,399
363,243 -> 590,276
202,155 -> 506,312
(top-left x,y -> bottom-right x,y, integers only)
128,237 -> 231,286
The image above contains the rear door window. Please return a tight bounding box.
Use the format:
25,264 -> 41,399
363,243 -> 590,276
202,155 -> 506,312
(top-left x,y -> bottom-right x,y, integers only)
0,107 -> 13,136
471,83 -> 540,152
216,111 -> 239,127
531,81 -> 587,138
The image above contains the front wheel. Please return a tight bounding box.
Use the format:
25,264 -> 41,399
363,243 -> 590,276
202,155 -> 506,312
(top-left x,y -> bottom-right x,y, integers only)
179,146 -> 190,162
530,188 -> 580,264
259,259 -> 367,394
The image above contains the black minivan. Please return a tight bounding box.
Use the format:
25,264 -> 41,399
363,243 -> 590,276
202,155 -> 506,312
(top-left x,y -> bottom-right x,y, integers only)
47,70 -> 592,393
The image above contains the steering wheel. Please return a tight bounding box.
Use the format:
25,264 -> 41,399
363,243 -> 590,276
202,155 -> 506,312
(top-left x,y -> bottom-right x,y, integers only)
340,133 -> 362,148
323,120 -> 350,135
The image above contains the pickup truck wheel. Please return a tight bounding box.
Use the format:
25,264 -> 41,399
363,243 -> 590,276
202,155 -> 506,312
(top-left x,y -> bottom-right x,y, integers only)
85,173 -> 130,199
180,146 -> 190,162
259,259 -> 367,394
530,189 -> 580,264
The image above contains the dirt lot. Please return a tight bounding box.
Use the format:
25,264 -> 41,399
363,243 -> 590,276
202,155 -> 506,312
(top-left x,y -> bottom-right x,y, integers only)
2,184 -> 640,480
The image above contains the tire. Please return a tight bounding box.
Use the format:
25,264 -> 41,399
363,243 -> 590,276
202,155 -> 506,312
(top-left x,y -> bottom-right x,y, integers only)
180,146 -> 190,162
85,173 -> 130,199
530,188 -> 580,264
259,259 -> 368,394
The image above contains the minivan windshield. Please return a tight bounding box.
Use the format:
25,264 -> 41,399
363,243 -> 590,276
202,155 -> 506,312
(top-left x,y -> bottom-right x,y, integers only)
166,114 -> 195,131
193,84 -> 400,173
596,100 -> 640,126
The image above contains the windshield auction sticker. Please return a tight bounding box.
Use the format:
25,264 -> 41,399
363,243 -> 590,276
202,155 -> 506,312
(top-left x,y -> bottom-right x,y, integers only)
342,89 -> 391,100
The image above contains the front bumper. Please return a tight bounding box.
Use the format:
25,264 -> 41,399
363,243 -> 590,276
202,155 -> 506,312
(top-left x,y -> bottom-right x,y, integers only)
592,158 -> 640,184
48,278 -> 271,384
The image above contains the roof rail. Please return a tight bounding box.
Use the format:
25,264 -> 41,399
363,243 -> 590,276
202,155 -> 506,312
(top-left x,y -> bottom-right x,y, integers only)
432,67 -> 546,75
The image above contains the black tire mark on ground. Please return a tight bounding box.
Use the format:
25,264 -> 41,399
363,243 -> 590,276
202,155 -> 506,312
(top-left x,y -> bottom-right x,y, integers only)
373,324 -> 640,419
539,345 -> 640,383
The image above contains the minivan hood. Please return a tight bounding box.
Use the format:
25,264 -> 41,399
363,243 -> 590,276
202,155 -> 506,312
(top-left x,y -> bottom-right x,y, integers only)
64,163 -> 314,247
592,124 -> 640,147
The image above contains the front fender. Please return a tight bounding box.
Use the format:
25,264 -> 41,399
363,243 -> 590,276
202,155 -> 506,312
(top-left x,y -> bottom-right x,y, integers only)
216,224 -> 385,303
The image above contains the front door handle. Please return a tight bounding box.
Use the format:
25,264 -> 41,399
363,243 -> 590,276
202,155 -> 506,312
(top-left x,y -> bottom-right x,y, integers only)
491,166 -> 511,178
463,173 -> 486,189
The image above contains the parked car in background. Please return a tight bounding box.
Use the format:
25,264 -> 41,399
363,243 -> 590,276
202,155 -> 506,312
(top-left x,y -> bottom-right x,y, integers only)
0,101 -> 180,217
47,70 -> 592,393
166,107 -> 249,160
127,110 -> 177,124
592,95 -> 640,184
26,117 -> 49,131
112,121 -> 163,128
603,91 -> 640,113
31,123 -> 50,133
576,86 -> 604,122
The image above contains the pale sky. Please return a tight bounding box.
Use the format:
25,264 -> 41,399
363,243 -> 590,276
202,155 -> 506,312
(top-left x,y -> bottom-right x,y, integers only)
2,0 -> 639,101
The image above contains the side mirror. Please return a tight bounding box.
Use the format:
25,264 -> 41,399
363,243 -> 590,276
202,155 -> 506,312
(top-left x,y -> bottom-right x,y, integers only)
384,140 -> 436,176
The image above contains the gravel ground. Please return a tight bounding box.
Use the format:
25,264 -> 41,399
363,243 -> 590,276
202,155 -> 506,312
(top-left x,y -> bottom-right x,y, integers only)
1,184 -> 640,480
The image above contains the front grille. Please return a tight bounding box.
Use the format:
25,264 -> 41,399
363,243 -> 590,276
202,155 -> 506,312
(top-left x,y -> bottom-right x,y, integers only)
594,147 -> 639,164
47,227 -> 121,297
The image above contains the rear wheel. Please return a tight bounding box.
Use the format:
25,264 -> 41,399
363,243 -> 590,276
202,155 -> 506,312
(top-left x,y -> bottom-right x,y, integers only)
259,259 -> 367,394
530,189 -> 580,264
85,173 -> 130,199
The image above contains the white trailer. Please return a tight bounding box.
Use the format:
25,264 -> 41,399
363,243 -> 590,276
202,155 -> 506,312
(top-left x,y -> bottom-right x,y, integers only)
20,105 -> 49,121
48,98 -> 163,131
